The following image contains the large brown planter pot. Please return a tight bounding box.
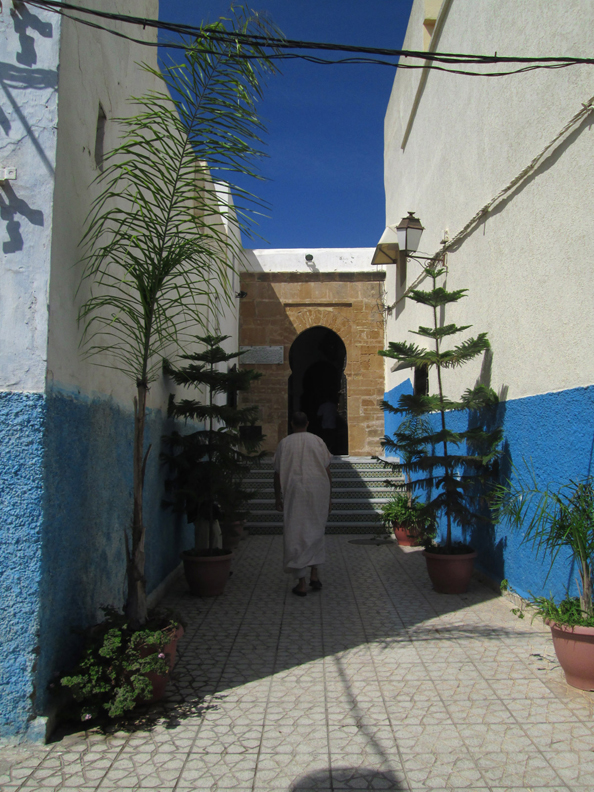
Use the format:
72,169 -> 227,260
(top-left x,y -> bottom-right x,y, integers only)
422,549 -> 477,594
220,520 -> 244,550
393,523 -> 420,547
182,550 -> 232,596
144,623 -> 185,702
548,621 -> 594,690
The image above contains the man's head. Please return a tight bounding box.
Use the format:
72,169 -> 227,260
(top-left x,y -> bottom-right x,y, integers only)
291,411 -> 309,431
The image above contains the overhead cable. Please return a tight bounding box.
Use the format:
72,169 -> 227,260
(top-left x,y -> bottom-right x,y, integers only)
25,0 -> 594,77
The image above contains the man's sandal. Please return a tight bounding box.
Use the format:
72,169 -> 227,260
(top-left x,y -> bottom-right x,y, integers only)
309,580 -> 322,591
292,586 -> 307,597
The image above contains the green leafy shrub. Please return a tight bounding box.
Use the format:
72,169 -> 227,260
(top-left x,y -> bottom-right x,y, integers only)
58,609 -> 181,722
380,492 -> 436,542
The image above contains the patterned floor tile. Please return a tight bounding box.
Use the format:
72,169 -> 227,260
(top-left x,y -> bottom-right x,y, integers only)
476,751 -> 565,787
254,752 -> 332,789
330,754 -> 406,790
543,749 -> 594,786
3,536 -> 594,792
400,752 -> 487,789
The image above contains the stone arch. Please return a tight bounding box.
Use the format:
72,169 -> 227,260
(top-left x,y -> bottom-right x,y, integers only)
288,308 -> 353,346
288,325 -> 348,454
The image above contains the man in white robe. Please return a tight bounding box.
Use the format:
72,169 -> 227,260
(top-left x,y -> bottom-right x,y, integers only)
274,412 -> 332,596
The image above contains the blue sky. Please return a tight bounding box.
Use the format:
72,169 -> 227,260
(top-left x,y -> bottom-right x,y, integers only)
158,0 -> 414,249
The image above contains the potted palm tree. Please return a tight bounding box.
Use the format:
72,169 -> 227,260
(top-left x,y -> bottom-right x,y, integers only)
379,265 -> 502,593
59,12 -> 279,717
494,472 -> 594,690
78,10 -> 278,623
163,334 -> 264,596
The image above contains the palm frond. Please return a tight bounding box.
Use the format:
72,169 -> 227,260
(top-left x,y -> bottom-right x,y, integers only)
78,10 -> 280,383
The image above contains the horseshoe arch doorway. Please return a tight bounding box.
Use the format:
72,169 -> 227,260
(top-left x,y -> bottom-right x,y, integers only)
287,326 -> 348,455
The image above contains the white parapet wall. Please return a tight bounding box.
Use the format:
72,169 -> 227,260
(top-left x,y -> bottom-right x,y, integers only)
245,248 -> 378,274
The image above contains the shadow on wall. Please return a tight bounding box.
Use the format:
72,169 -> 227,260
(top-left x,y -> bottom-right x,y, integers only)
35,389 -> 192,718
10,1 -> 53,68
0,181 -> 44,253
382,370 -> 510,583
447,109 -> 594,255
0,59 -> 58,176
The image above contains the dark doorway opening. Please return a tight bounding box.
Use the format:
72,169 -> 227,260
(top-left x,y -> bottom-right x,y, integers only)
288,326 -> 348,455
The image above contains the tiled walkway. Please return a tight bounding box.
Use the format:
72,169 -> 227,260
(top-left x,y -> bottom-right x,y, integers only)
2,535 -> 594,791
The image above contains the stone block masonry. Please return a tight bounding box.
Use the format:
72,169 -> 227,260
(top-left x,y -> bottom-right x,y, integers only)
239,272 -> 386,456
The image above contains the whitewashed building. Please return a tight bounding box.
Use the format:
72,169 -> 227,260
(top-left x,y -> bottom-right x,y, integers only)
381,0 -> 594,597
0,0 -> 243,740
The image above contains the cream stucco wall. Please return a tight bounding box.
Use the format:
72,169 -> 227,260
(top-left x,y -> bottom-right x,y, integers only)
46,0 -> 175,408
383,0 -> 594,403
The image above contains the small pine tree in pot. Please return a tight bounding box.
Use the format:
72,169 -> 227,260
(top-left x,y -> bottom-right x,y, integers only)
380,265 -> 502,593
162,334 -> 264,595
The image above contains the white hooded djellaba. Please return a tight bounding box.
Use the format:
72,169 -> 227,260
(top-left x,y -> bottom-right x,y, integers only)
274,431 -> 332,574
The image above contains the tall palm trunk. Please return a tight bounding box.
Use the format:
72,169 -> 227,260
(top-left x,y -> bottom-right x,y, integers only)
127,381 -> 150,627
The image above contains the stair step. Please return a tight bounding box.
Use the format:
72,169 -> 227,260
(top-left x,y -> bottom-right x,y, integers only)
245,456 -> 398,535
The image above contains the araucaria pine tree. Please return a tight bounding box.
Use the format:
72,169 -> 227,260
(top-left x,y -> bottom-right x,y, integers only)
163,335 -> 264,551
380,266 -> 502,552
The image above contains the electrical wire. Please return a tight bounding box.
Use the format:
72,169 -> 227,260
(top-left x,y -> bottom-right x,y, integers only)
24,0 -> 594,77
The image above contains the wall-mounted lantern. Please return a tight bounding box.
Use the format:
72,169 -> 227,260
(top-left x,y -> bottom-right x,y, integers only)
372,212 -> 443,265
396,211 -> 424,254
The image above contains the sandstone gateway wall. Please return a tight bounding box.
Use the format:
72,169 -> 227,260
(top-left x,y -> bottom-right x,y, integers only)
238,269 -> 386,457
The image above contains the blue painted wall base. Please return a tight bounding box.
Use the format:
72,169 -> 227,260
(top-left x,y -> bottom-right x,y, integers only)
0,388 -> 192,738
383,382 -> 594,602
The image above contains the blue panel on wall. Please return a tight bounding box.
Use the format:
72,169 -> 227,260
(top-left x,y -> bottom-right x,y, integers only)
0,387 -> 193,737
0,392 -> 46,737
34,388 -> 193,717
383,384 -> 594,601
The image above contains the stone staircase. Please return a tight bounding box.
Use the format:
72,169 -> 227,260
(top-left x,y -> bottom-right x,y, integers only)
244,456 -> 405,535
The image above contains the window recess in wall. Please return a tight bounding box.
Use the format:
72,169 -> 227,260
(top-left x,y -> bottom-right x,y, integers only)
94,103 -> 107,171
423,0 -> 442,50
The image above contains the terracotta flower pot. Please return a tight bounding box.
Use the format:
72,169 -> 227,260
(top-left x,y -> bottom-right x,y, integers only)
182,550 -> 232,596
547,621 -> 594,690
422,549 -> 477,594
393,522 -> 420,547
144,623 -> 185,702
220,520 -> 244,550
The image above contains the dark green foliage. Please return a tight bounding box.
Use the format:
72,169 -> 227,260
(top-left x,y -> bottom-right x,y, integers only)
530,597 -> 594,627
493,473 -> 594,620
163,334 -> 265,546
379,266 -> 502,551
58,608 -> 179,722
380,492 -> 436,543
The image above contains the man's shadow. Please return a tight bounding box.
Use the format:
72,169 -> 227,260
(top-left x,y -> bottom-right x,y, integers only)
291,766 -> 405,789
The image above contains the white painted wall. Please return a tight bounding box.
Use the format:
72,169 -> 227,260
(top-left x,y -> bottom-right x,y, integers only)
383,0 -> 594,402
45,0 -> 176,409
0,3 -> 60,392
245,248 -> 379,274
44,1 -> 243,410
